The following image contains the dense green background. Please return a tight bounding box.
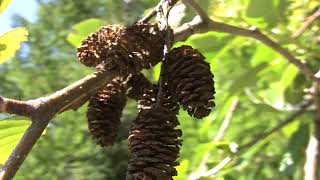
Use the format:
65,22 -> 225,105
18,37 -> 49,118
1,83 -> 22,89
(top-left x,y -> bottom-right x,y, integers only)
1,0 -> 319,179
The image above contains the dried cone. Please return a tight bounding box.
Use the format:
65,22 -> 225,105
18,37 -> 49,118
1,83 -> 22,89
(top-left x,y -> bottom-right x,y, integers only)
138,86 -> 179,114
127,73 -> 153,100
87,76 -> 127,147
77,23 -> 168,74
127,107 -> 182,180
164,45 -> 215,118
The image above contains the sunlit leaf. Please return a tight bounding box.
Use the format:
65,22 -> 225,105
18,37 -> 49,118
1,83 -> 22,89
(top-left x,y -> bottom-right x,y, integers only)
0,27 -> 28,64
174,159 -> 190,180
0,120 -> 31,165
0,0 -> 12,14
67,18 -> 105,47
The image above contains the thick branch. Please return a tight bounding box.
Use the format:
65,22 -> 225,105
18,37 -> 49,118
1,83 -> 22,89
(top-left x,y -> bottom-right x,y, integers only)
0,97 -> 36,117
304,82 -> 320,180
0,68 -> 116,180
174,16 -> 319,82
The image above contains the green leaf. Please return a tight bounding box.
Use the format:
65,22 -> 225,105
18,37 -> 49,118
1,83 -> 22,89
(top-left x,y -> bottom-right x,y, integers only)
152,63 -> 161,82
279,122 -> 309,176
0,27 -> 29,64
175,159 -> 190,180
229,63 -> 268,95
244,0 -> 279,28
67,18 -> 105,47
251,44 -> 279,67
0,120 -> 31,165
280,64 -> 299,89
0,0 -> 12,14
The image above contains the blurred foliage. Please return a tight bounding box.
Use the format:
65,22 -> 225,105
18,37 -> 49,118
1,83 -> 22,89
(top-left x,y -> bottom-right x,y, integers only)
0,27 -> 28,64
0,0 -> 319,179
0,0 -> 12,14
0,120 -> 30,165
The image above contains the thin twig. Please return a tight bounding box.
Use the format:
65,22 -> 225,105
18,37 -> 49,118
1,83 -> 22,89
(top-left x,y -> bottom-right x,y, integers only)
156,1 -> 174,107
181,0 -> 210,22
215,97 -> 239,141
138,0 -> 178,23
174,14 -> 319,82
292,8 -> 320,39
239,101 -> 312,152
191,98 -> 239,180
193,101 -> 311,179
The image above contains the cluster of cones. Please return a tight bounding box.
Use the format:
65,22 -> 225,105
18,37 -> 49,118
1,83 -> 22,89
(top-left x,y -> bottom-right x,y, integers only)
77,23 -> 215,179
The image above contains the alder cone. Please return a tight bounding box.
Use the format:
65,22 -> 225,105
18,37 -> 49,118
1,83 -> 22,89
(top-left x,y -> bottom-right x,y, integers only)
164,45 -> 215,118
87,76 -> 127,147
127,73 -> 153,100
127,107 -> 182,180
138,86 -> 179,114
77,23 -> 167,74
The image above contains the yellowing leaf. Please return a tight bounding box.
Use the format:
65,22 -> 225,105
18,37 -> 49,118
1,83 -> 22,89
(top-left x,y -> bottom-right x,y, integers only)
0,120 -> 30,165
0,0 -> 12,14
0,27 -> 28,64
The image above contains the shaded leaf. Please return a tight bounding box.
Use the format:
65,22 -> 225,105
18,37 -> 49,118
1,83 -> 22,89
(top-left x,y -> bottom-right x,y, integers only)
279,122 -> 309,176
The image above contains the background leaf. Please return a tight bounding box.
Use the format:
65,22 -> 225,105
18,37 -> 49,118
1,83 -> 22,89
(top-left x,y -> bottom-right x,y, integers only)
0,27 -> 28,64
0,120 -> 31,165
67,18 -> 105,47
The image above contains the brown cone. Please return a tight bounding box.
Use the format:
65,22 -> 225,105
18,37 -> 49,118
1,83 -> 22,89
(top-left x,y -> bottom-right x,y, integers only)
127,73 -> 153,100
164,45 -> 215,118
138,85 -> 179,114
87,76 -> 127,147
127,107 -> 182,180
77,23 -> 167,74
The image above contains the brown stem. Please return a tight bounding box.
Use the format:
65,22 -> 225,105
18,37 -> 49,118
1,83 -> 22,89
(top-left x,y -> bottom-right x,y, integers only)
292,8 -> 320,39
0,97 -> 35,118
138,0 -> 178,24
181,0 -> 210,22
0,68 -> 116,180
239,101 -> 312,152
304,82 -> 320,180
174,15 -> 319,82
156,1 -> 173,108
194,101 -> 311,179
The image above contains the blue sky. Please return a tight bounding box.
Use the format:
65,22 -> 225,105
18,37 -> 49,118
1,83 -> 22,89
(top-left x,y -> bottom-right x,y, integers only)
0,0 -> 38,34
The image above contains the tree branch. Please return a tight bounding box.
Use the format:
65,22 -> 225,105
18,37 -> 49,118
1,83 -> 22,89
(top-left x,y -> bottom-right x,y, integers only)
214,97 -> 239,141
292,8 -> 320,39
304,80 -> 320,180
239,101 -> 312,152
181,0 -> 210,22
174,16 -> 319,82
193,101 -> 311,179
138,0 -> 178,23
0,97 -> 36,118
0,68 -> 116,180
